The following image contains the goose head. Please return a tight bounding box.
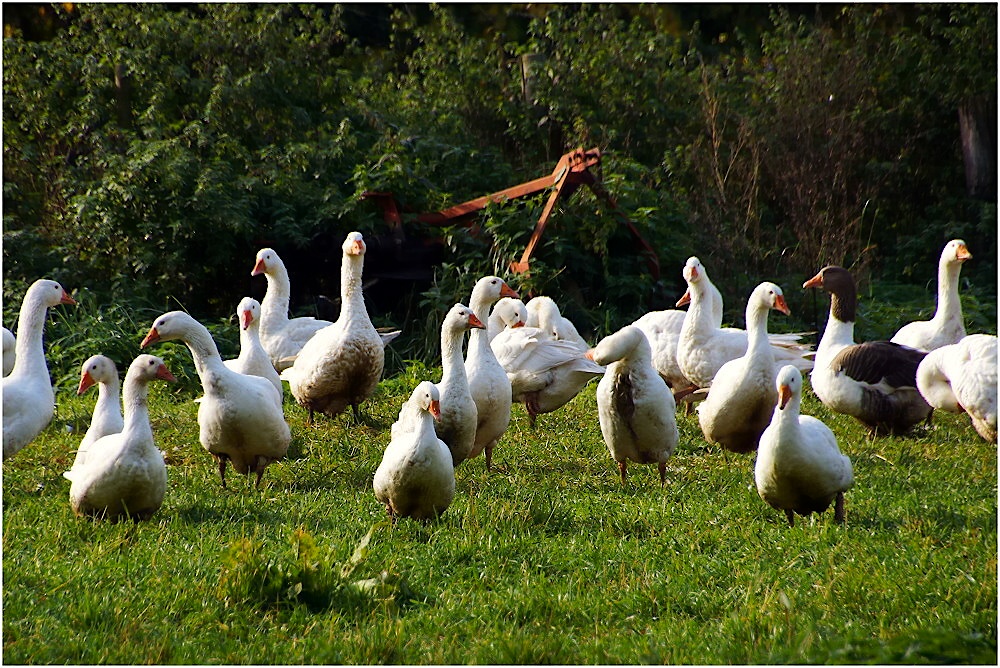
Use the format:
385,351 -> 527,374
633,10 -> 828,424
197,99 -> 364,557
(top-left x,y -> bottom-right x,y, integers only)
446,303 -> 486,332
236,297 -> 262,331
472,276 -> 519,304
129,354 -> 177,384
803,266 -> 857,323
140,311 -> 198,347
411,380 -> 441,420
587,325 -> 648,366
251,248 -> 282,277
77,355 -> 119,395
775,364 -> 802,410
28,279 -> 77,308
343,231 -> 366,257
945,239 -> 972,264
494,298 -> 527,329
753,282 -> 791,316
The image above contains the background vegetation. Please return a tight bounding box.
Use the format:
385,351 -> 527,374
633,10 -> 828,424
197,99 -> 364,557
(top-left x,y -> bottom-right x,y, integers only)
3,3 -> 997,378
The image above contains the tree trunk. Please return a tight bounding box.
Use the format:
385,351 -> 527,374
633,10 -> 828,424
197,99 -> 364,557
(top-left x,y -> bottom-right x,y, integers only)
958,94 -> 996,201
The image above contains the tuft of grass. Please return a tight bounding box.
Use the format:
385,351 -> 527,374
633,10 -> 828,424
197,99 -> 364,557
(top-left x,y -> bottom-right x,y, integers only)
2,361 -> 996,664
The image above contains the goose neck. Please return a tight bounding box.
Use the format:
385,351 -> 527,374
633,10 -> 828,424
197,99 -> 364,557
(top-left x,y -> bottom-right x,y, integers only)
745,299 -> 771,350
260,265 -> 291,331
12,294 -> 51,376
935,255 -> 963,322
339,254 -> 369,323
120,376 -> 153,439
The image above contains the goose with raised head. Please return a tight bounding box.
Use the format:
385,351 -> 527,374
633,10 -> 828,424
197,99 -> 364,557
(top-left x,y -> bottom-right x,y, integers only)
2,279 -> 76,460
525,296 -> 589,350
804,265 -> 931,435
697,282 -> 793,454
491,299 -> 605,426
632,257 -> 723,390
252,247 -> 400,371
281,231 -> 384,423
676,257 -> 812,392
755,365 -> 854,527
587,325 -> 678,486
223,297 -> 283,397
65,355 -> 175,521
917,333 -> 997,443
434,303 -> 485,466
2,326 -> 15,377
71,355 -> 125,472
374,381 -> 455,520
141,310 -> 290,487
464,275 -> 519,469
891,239 -> 972,352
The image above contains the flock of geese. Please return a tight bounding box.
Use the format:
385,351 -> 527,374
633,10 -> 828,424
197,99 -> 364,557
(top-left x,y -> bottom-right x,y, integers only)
2,232 -> 996,528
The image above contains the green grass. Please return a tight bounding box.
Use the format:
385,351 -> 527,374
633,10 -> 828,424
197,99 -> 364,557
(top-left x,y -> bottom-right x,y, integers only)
3,362 -> 996,664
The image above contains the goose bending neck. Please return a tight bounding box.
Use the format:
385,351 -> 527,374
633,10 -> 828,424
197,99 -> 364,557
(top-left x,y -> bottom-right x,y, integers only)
180,322 -> 225,378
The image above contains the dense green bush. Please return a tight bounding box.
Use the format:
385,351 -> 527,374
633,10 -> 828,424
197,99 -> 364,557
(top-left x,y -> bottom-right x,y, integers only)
3,4 -> 995,368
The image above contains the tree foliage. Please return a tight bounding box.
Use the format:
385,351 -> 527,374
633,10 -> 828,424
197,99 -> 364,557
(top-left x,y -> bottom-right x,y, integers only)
3,3 -> 995,369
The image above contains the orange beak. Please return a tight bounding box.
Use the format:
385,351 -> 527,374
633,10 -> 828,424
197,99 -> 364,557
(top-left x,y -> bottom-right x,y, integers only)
675,289 -> 692,308
77,371 -> 96,395
467,313 -> 486,330
803,272 -> 823,289
429,399 -> 441,420
778,384 -> 792,410
240,309 -> 254,330
348,240 -> 365,255
140,327 -> 160,348
584,349 -> 596,361
60,290 -> 77,306
156,364 -> 177,382
956,244 -> 972,262
512,320 -> 525,328
500,283 -> 519,299
252,258 -> 266,276
774,294 -> 791,316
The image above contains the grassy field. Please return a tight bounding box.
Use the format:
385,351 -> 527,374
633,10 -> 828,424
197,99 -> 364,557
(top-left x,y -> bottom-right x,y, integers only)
2,359 -> 996,664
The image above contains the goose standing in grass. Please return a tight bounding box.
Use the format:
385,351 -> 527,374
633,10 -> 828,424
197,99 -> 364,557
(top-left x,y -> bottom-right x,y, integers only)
2,326 -> 15,377
491,299 -> 605,426
525,296 -> 590,350
697,282 -> 793,454
2,279 -> 77,460
71,355 -> 124,472
281,231 -> 384,423
434,303 -> 485,466
891,239 -> 972,351
804,265 -> 931,435
141,310 -> 290,488
631,258 -> 722,390
465,276 -> 519,469
917,333 -> 997,443
755,365 -> 854,527
374,381 -> 455,520
223,297 -> 283,397
65,355 -> 175,521
676,257 -> 812,394
587,325 -> 678,486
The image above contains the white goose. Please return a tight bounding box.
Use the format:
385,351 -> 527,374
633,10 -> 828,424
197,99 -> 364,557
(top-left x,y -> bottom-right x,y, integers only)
487,297 -> 524,343
434,303 -> 485,466
525,296 -> 589,350
755,365 -> 855,527
64,355 -> 175,521
587,325 -> 679,486
281,231 -> 384,423
223,297 -> 283,398
804,265 -> 931,435
891,239 -> 972,351
917,334 -> 997,443
2,279 -> 76,460
632,256 -> 723,389
373,381 -> 455,520
676,257 -> 812,391
141,310 -> 290,487
491,298 -> 605,426
252,247 -> 400,371
697,282 -> 792,454
465,275 -> 519,469
71,355 -> 125,472
2,326 -> 15,376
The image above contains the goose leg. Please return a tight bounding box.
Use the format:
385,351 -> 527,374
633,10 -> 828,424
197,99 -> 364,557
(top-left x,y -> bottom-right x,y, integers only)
485,443 -> 494,471
525,394 -> 540,428
352,403 -> 362,425
785,509 -> 795,527
618,460 -> 627,485
216,455 -> 228,489
658,461 -> 666,488
834,492 -> 846,524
